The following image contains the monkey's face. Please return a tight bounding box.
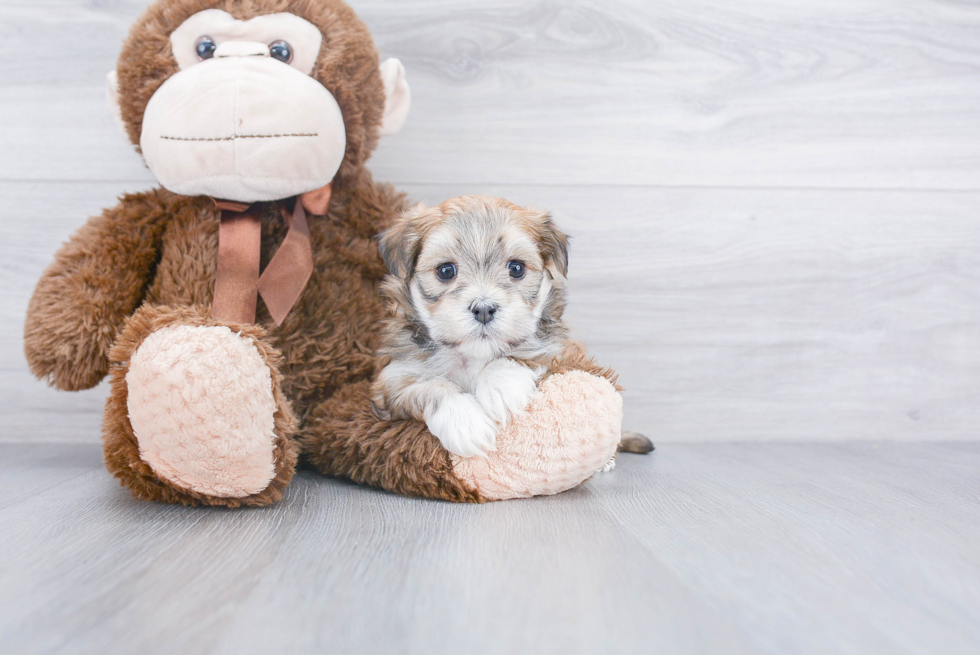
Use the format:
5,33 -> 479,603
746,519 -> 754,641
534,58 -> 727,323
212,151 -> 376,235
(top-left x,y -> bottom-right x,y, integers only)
109,4 -> 410,203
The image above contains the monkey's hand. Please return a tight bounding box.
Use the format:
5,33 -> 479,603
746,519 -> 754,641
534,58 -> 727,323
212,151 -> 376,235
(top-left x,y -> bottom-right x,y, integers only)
474,359 -> 541,426
424,393 -> 498,458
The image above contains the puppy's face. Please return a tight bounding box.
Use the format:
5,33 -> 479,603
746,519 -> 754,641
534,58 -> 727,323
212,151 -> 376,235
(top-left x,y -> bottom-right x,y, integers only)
379,195 -> 569,357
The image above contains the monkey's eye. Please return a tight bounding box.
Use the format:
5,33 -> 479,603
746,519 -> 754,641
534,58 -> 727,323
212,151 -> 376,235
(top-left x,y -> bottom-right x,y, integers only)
436,263 -> 457,282
195,36 -> 216,60
508,260 -> 526,279
269,41 -> 293,64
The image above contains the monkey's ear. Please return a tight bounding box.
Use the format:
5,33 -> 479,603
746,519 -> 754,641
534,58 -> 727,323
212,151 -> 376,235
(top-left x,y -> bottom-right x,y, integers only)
106,71 -> 130,141
377,204 -> 424,278
539,213 -> 570,278
379,58 -> 411,136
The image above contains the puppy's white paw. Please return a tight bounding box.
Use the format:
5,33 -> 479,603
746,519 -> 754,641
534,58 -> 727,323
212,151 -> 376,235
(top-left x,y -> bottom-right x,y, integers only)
474,359 -> 541,425
597,455 -> 617,473
424,393 -> 498,458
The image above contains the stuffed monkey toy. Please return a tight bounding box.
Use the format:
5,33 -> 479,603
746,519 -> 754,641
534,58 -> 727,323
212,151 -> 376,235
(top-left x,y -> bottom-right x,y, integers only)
23,0 -> 627,507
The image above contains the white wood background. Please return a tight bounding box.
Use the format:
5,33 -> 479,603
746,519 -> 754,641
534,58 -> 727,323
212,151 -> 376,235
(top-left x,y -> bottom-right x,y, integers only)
2,0 -> 979,442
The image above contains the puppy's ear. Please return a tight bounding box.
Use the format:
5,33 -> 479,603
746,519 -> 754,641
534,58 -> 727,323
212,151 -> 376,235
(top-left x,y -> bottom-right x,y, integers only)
536,211 -> 570,278
378,203 -> 425,278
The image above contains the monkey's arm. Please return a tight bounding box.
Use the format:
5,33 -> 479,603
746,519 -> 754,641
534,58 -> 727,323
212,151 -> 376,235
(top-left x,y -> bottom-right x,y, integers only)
24,191 -> 172,391
301,352 -> 625,502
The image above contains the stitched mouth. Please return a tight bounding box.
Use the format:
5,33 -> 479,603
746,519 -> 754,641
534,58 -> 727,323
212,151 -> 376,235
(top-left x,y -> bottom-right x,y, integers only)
160,133 -> 318,142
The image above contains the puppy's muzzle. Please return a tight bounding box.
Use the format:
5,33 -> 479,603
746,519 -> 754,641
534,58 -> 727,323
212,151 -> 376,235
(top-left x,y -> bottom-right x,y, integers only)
471,301 -> 498,325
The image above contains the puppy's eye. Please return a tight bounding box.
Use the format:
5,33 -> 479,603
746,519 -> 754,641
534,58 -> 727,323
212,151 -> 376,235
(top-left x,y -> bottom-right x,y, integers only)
436,263 -> 457,281
196,36 -> 217,60
508,260 -> 526,279
269,40 -> 293,64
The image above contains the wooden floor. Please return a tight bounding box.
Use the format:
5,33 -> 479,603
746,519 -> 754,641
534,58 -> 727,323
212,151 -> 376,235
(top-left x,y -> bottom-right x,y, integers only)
0,442 -> 978,655
2,0 -> 979,652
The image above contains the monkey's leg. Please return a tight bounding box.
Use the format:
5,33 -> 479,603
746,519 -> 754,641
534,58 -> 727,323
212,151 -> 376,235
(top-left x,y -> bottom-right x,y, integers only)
103,305 -> 298,507
298,380 -> 483,502
298,366 -> 623,502
451,369 -> 622,500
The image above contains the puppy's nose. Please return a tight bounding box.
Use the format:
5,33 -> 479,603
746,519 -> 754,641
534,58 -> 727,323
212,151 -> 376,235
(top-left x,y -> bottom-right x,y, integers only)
471,301 -> 498,324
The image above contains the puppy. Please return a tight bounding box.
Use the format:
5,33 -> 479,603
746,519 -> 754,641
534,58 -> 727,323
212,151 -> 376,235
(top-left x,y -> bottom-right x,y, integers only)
371,195 -> 571,458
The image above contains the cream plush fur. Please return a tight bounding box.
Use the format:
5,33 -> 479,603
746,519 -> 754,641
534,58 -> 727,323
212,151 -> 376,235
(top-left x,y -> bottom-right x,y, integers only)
126,325 -> 279,498
139,54 -> 347,201
452,370 -> 623,500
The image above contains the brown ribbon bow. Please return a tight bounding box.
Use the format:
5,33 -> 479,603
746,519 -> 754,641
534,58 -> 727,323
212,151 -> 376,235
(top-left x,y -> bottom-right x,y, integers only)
212,185 -> 330,326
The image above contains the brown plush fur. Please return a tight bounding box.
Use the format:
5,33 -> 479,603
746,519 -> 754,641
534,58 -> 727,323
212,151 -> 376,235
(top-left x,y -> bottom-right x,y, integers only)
24,189 -> 175,391
25,165 -> 423,504
546,340 -> 623,390
24,0 -> 636,506
298,380 -> 483,503
23,0 -> 431,505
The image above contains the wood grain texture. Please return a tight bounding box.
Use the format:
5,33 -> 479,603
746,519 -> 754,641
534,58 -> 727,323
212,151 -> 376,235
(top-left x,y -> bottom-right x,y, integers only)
5,181 -> 979,442
0,0 -> 978,188
0,442 -> 977,654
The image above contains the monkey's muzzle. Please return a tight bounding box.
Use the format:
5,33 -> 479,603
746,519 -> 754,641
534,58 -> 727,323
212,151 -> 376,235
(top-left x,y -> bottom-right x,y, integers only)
140,56 -> 346,203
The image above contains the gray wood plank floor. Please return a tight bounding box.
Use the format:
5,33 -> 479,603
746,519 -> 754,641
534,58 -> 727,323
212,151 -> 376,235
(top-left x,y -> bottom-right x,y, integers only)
0,442 -> 977,655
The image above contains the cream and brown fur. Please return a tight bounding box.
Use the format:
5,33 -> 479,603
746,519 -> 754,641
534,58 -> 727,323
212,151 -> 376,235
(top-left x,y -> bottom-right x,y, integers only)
371,196 -> 573,457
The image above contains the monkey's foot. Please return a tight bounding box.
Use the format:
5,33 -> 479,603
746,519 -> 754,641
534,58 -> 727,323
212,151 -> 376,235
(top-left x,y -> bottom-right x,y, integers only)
452,370 -> 622,500
104,306 -> 298,507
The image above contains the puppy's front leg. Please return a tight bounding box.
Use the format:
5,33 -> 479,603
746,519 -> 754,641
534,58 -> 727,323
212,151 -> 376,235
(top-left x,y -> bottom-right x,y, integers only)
474,359 -> 542,426
377,364 -> 498,458
422,385 -> 499,458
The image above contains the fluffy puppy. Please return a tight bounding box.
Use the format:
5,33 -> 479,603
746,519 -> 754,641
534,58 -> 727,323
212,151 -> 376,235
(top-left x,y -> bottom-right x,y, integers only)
371,195 -> 570,458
